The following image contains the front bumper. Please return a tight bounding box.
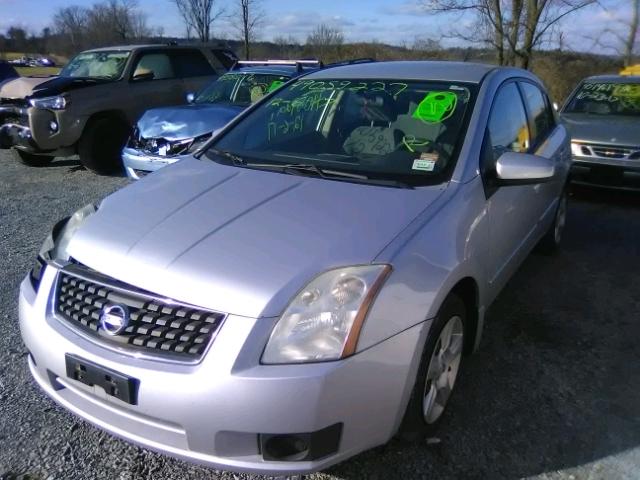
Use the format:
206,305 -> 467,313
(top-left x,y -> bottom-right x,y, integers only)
19,266 -> 427,475
571,156 -> 640,190
0,104 -> 83,153
122,147 -> 183,180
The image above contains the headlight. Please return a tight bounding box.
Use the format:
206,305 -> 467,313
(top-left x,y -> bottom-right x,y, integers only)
262,265 -> 391,364
570,142 -> 583,156
29,95 -> 68,110
40,204 -> 96,262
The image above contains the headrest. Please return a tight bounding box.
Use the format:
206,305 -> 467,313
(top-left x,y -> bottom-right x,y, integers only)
354,91 -> 397,122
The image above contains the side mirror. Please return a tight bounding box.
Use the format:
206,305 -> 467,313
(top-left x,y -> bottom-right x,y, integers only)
495,151 -> 555,185
186,92 -> 195,103
132,71 -> 154,82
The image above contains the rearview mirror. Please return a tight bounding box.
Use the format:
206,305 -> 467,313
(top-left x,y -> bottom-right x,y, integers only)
132,71 -> 154,82
495,151 -> 555,185
186,92 -> 195,103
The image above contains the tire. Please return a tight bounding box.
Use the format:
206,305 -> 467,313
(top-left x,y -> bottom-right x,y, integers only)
398,293 -> 467,441
13,148 -> 54,167
78,117 -> 129,175
537,189 -> 568,254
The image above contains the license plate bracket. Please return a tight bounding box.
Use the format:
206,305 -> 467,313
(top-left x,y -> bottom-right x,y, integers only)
65,354 -> 139,405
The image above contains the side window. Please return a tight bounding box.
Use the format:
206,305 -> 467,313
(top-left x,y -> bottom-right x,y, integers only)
172,50 -> 215,77
132,51 -> 174,80
487,82 -> 530,162
520,82 -> 555,148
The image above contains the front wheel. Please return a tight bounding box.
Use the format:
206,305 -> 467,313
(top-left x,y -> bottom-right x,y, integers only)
78,117 -> 129,175
13,148 -> 54,167
398,294 -> 467,440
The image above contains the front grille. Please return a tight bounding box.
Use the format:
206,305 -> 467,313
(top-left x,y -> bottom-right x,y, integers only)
131,132 -> 193,157
54,266 -> 226,361
578,143 -> 639,160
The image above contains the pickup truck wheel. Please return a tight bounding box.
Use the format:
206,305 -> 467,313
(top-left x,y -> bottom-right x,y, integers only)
13,149 -> 54,167
78,117 -> 129,175
537,189 -> 568,254
398,294 -> 466,441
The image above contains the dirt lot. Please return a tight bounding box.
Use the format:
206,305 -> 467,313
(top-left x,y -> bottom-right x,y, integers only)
0,151 -> 639,480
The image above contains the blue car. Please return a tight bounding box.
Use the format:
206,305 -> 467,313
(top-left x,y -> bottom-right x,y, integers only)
122,60 -> 322,179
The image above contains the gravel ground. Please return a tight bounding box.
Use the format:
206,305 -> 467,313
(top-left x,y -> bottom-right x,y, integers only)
1,151 -> 639,480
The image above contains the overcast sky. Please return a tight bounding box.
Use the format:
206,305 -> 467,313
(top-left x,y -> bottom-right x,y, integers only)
0,0 -> 631,54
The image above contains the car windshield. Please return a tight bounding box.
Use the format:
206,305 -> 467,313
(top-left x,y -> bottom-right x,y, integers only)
195,72 -> 290,106
207,78 -> 475,186
564,81 -> 640,116
59,51 -> 130,80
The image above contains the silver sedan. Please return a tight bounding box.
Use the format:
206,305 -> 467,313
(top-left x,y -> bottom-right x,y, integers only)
20,61 -> 570,475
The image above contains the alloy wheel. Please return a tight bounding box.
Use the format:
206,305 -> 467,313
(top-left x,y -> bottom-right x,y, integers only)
422,315 -> 464,424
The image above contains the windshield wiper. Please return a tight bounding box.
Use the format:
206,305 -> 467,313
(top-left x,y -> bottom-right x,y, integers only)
244,162 -> 412,188
209,148 -> 246,165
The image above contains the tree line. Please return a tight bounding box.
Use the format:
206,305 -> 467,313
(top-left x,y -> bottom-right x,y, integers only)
0,0 -> 636,101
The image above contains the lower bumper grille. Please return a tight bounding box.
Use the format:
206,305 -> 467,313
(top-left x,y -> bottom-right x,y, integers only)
54,265 -> 225,362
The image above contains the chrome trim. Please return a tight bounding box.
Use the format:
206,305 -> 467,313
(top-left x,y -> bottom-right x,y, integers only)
572,141 -> 640,161
50,264 -> 228,366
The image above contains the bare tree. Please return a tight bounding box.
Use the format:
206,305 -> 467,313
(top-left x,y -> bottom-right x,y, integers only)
587,0 -> 639,67
232,0 -> 265,60
306,24 -> 344,62
425,0 -> 597,69
86,0 -> 151,45
53,6 -> 88,51
625,0 -> 640,66
171,0 -> 225,42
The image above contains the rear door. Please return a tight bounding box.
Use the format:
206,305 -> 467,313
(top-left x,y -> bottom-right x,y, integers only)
128,49 -> 184,121
171,49 -> 219,96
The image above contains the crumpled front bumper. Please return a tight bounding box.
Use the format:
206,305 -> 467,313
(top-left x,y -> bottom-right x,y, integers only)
0,105 -> 33,150
122,147 -> 184,180
19,265 -> 427,475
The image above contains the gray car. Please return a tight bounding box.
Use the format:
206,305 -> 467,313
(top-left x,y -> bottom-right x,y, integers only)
19,61 -> 570,475
560,75 -> 640,190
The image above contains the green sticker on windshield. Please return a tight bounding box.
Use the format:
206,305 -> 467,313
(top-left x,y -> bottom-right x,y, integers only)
413,91 -> 458,123
267,80 -> 285,93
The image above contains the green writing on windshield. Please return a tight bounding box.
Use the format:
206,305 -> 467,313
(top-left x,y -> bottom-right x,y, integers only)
413,91 -> 458,123
289,80 -> 409,98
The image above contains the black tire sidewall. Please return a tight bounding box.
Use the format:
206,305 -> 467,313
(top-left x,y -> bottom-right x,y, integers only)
398,293 -> 467,440
78,117 -> 129,175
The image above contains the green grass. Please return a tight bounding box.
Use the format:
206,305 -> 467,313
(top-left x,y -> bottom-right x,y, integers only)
15,66 -> 61,77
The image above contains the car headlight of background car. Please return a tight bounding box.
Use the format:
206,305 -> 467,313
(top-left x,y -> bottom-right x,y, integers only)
262,265 -> 391,364
29,95 -> 68,110
30,204 -> 96,291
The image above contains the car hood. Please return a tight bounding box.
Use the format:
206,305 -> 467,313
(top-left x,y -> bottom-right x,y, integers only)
137,104 -> 245,141
561,113 -> 640,146
0,76 -> 50,99
69,157 -> 445,318
0,75 -> 111,100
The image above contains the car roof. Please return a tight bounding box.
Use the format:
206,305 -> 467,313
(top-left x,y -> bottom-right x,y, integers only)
583,74 -> 640,83
306,60 -> 499,83
234,65 -> 313,77
85,44 -> 219,53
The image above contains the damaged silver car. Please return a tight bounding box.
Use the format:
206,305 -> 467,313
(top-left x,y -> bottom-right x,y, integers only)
122,60 -> 322,179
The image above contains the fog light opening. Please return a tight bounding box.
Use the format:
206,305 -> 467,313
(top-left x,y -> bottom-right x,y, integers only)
262,434 -> 310,461
49,121 -> 59,133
